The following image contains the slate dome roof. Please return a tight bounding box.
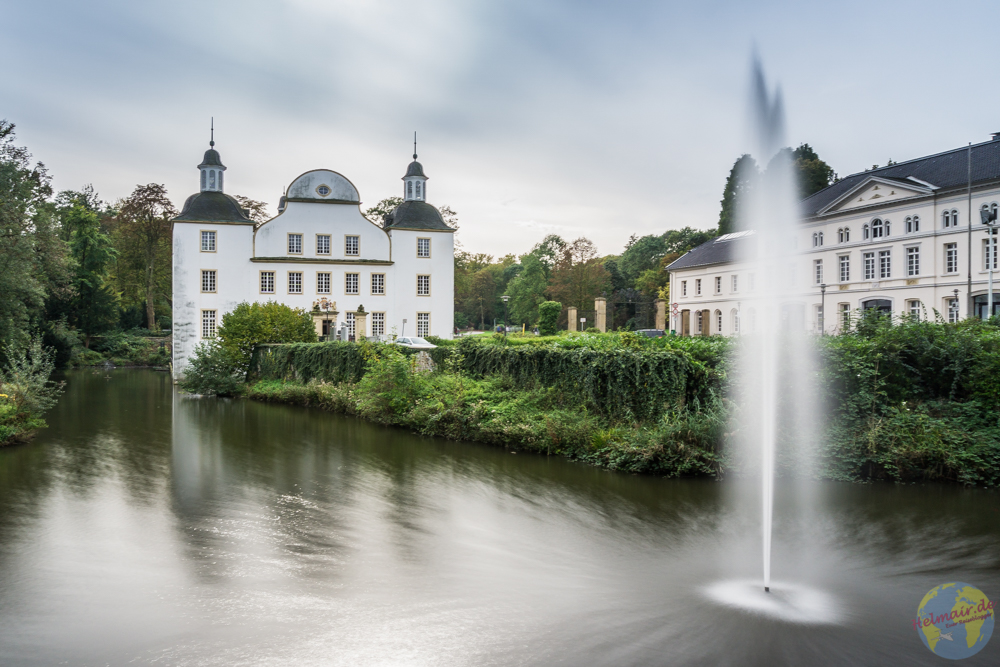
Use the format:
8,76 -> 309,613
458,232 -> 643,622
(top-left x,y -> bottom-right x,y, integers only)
405,160 -> 425,177
174,191 -> 252,223
384,200 -> 451,230
199,148 -> 224,168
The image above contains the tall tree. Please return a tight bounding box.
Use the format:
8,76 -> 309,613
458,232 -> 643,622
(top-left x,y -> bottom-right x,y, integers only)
65,205 -> 118,347
548,237 -> 610,310
791,143 -> 835,198
113,184 -> 176,330
0,121 -> 70,356
718,154 -> 758,235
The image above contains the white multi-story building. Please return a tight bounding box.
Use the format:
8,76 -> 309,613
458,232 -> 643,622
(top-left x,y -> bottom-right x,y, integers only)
667,135 -> 1000,335
171,141 -> 455,378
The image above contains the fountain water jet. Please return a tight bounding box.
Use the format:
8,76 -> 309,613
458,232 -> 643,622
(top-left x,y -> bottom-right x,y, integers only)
705,57 -> 834,619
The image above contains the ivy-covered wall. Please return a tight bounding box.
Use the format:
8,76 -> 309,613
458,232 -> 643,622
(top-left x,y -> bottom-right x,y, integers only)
249,338 -> 720,422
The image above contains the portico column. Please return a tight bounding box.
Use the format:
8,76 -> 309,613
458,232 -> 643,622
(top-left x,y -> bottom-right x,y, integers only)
595,297 -> 607,332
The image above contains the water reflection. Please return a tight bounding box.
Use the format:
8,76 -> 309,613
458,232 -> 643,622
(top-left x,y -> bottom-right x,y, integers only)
0,370 -> 997,666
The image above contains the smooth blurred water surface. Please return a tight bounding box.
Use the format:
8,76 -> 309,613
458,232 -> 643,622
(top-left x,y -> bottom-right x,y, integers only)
0,370 -> 997,666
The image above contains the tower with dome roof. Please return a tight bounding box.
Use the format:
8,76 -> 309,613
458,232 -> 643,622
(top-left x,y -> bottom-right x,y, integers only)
170,129 -> 455,380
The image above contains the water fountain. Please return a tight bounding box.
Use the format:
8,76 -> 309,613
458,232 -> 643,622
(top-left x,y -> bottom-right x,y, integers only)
704,57 -> 841,625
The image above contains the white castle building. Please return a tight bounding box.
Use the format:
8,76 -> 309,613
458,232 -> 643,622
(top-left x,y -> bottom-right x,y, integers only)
171,140 -> 455,378
667,135 -> 1000,336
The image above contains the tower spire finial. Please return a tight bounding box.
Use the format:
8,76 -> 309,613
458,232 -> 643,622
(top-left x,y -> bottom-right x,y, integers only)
210,117 -> 215,148
413,131 -> 417,160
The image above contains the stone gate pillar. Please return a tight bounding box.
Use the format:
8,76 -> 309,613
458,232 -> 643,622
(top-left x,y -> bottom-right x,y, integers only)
354,311 -> 368,341
654,299 -> 666,331
567,306 -> 578,332
595,297 -> 607,332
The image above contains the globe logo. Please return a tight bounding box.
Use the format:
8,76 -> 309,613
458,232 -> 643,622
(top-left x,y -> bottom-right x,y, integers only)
915,583 -> 994,659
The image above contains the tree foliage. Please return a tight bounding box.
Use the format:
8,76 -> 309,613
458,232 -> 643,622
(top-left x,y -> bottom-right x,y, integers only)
718,154 -> 758,235
537,301 -> 561,336
215,301 -> 318,374
113,184 -> 176,330
65,205 -> 118,347
0,121 -> 71,356
233,195 -> 271,224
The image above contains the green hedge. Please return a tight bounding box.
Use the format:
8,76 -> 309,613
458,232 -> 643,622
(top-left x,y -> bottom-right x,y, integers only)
250,337 -> 720,422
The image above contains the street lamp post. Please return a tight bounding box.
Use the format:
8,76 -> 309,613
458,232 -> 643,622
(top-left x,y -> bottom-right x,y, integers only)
981,206 -> 998,320
501,295 -> 510,338
819,283 -> 827,335
953,289 -> 960,323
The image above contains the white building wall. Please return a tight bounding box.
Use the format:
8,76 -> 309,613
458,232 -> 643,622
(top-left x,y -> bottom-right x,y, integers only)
669,185 -> 1000,336
172,220 -> 255,376
388,228 -> 455,338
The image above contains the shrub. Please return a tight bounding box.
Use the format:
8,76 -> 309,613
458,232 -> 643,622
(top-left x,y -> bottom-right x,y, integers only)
537,301 -> 561,336
0,336 -> 64,443
585,327 -> 600,333
216,301 -> 317,374
178,340 -> 246,397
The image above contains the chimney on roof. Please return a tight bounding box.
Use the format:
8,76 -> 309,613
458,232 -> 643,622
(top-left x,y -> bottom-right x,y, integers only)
992,132 -> 1000,141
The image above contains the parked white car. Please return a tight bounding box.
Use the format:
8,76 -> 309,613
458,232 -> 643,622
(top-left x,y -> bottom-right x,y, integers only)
394,337 -> 437,350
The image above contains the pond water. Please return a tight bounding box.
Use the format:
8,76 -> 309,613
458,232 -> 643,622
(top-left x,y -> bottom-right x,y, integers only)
0,369 -> 997,665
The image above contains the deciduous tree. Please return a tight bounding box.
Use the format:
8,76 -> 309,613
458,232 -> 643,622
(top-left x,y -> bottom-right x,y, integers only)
113,184 -> 176,330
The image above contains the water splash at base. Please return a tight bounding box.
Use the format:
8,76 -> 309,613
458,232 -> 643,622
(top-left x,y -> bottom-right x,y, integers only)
704,579 -> 843,625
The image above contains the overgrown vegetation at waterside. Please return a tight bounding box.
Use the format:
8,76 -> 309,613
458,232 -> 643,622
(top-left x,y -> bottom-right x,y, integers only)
187,317 -> 1000,486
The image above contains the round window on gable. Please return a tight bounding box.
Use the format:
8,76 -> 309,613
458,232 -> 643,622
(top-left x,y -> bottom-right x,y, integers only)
316,184 -> 331,197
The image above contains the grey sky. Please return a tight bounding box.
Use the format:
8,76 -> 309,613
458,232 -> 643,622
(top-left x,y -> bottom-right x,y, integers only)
5,0 -> 998,257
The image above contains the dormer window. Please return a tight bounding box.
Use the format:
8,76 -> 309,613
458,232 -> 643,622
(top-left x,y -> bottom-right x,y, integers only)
316,185 -> 330,197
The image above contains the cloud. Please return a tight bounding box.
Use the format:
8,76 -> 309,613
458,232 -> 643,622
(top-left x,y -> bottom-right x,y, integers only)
4,0 -> 1000,256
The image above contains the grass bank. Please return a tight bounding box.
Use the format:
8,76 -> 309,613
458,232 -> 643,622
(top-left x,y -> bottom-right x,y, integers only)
205,319 -> 1000,486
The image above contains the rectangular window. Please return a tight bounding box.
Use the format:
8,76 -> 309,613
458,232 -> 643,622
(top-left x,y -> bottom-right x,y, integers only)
945,243 -> 958,274
681,280 -> 687,297
345,273 -> 359,295
260,271 -> 275,294
695,279 -> 702,296
345,235 -> 359,256
201,310 -> 217,338
371,273 -> 385,295
714,276 -> 722,294
749,273 -> 756,291
879,250 -> 891,279
814,259 -> 823,285
840,303 -> 850,329
201,230 -> 216,252
416,312 -> 430,336
907,247 -> 920,276
346,312 -> 355,338
863,252 -> 875,281
288,272 -> 303,294
985,238 -> 998,270
731,275 -> 738,292
909,300 -> 921,319
417,238 -> 430,258
317,234 -> 331,255
417,274 -> 430,296
317,272 -> 331,294
839,255 -> 850,282
371,312 -> 385,337
288,233 -> 302,254
201,269 -> 216,293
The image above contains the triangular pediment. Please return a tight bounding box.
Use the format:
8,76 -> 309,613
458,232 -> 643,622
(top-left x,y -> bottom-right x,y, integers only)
819,176 -> 934,215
